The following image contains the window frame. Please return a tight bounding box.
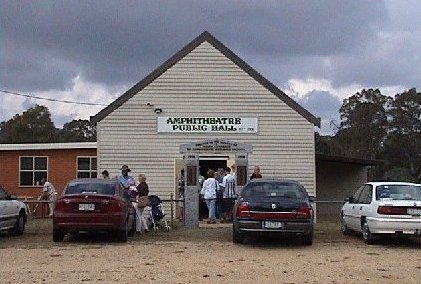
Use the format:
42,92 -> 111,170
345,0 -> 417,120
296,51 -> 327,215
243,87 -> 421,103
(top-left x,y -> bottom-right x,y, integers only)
19,156 -> 48,187
76,156 -> 97,179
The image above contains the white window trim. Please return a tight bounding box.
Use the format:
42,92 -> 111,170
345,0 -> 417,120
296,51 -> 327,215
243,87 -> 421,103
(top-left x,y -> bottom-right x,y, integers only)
19,156 -> 48,187
76,156 -> 97,178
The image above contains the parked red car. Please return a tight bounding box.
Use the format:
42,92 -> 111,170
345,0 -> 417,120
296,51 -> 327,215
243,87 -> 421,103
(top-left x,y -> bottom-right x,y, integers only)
53,179 -> 135,242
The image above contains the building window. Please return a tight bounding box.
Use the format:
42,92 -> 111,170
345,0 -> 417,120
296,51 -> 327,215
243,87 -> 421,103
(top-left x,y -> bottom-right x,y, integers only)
77,157 -> 97,178
19,156 -> 48,186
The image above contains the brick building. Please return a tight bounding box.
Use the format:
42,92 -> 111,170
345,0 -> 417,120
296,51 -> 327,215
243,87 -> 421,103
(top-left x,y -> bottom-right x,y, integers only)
0,142 -> 97,198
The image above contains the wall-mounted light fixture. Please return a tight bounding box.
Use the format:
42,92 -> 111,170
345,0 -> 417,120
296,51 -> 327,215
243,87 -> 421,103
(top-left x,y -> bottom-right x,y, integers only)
154,108 -> 163,114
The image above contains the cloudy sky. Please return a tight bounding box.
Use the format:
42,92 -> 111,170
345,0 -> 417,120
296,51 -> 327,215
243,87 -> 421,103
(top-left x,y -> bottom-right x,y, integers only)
1,0 -> 420,134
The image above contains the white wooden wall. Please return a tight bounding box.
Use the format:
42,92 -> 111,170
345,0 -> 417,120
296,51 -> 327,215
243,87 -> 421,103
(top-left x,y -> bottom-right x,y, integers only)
98,41 -> 316,198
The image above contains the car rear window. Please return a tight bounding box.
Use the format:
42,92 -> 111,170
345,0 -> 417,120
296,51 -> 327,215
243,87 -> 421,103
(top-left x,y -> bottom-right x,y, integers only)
242,182 -> 307,199
376,184 -> 421,200
65,182 -> 116,195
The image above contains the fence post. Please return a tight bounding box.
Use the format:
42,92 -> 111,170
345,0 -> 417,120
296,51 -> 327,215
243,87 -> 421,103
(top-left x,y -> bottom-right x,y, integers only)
170,193 -> 174,228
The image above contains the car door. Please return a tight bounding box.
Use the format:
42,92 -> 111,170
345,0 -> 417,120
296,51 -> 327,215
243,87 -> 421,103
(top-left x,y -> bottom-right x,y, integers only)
345,185 -> 364,230
0,187 -> 15,229
356,185 -> 373,230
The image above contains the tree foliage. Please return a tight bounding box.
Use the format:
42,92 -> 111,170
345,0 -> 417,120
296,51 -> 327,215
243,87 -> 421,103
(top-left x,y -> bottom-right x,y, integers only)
317,88 -> 421,182
0,105 -> 57,143
0,105 -> 96,143
381,88 -> 421,181
337,89 -> 391,159
57,119 -> 96,142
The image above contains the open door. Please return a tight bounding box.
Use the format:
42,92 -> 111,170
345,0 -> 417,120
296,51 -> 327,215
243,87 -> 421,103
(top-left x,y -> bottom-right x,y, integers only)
183,154 -> 199,228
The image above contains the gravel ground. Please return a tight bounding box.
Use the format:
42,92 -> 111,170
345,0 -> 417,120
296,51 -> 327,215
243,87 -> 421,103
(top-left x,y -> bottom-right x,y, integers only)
1,218 -> 420,284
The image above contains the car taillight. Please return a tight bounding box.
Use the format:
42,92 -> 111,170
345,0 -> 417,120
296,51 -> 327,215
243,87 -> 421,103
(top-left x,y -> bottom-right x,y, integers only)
108,199 -> 123,213
236,202 -> 250,217
377,206 -> 407,215
296,207 -> 312,219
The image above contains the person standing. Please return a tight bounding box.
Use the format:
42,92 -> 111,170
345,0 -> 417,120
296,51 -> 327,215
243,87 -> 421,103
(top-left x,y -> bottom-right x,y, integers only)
118,165 -> 136,190
230,164 -> 236,180
41,177 -> 57,217
136,174 -> 149,234
250,165 -> 263,180
215,168 -> 225,222
200,169 -> 218,224
220,167 -> 236,222
101,170 -> 110,179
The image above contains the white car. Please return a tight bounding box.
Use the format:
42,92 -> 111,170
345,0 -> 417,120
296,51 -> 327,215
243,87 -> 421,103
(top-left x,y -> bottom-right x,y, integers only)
341,182 -> 421,244
0,185 -> 28,235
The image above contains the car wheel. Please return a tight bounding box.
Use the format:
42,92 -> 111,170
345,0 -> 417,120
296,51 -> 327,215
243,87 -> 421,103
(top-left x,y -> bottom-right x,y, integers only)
341,214 -> 352,235
116,229 -> 128,242
232,224 -> 244,244
11,212 -> 26,236
362,220 -> 375,245
302,231 -> 313,246
128,216 -> 135,237
53,229 -> 64,242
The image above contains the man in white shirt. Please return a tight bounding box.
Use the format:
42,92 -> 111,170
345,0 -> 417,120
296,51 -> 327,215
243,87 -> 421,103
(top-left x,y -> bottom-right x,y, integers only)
220,167 -> 236,222
41,177 -> 57,217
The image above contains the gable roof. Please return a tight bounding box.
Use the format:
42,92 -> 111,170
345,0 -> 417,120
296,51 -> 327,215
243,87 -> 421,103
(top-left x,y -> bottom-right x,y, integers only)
91,31 -> 321,127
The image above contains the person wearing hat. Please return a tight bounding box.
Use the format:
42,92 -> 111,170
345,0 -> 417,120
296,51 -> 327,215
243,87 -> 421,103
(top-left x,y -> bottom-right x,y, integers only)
101,170 -> 110,179
118,165 -> 136,190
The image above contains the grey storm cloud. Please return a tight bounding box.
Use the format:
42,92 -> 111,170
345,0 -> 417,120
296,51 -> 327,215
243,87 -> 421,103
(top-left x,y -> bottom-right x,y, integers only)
293,91 -> 342,135
1,0 -> 390,92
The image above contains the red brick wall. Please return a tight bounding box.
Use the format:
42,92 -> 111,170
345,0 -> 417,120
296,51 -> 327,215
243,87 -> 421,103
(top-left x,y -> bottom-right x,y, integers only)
0,148 -> 97,198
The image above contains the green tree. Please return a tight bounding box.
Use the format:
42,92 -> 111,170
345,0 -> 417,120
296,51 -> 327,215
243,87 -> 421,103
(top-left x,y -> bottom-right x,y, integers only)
0,105 -> 57,143
381,88 -> 421,182
57,119 -> 96,142
337,89 -> 391,159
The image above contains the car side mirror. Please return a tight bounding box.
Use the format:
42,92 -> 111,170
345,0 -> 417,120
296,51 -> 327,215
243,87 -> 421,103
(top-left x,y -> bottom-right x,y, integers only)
344,196 -> 354,203
308,196 -> 316,203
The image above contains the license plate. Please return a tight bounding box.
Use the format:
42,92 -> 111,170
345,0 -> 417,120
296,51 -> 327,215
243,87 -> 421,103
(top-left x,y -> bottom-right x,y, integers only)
263,221 -> 283,229
407,208 -> 421,216
78,203 -> 95,211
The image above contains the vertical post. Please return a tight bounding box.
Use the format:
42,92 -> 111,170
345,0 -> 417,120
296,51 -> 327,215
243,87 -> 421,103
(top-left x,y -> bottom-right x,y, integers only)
183,154 -> 199,229
170,193 -> 174,228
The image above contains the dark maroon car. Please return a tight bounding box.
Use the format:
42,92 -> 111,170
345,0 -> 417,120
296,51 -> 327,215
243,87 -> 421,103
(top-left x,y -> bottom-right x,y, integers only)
232,179 -> 314,245
53,179 -> 135,242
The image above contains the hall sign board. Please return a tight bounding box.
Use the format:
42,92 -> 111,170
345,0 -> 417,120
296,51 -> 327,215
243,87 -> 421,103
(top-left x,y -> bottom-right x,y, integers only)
157,117 -> 258,133
180,139 -> 252,154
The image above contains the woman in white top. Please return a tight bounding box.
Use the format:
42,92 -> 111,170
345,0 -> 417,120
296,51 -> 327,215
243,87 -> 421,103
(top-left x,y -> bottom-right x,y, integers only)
200,169 -> 218,224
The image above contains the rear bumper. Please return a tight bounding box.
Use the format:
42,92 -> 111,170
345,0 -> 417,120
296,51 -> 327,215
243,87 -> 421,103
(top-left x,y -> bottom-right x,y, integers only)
53,212 -> 126,233
367,216 -> 421,235
236,219 -> 313,235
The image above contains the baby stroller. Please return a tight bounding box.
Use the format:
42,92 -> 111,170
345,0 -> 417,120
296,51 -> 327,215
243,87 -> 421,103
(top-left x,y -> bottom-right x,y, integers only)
148,195 -> 170,232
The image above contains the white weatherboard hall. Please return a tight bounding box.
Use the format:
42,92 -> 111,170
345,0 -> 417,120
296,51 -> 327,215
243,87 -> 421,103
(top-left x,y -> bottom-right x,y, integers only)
91,31 -> 320,228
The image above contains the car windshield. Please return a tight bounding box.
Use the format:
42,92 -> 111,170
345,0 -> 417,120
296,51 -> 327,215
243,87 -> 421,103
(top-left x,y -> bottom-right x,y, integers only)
376,184 -> 421,201
242,182 -> 306,199
65,182 -> 116,195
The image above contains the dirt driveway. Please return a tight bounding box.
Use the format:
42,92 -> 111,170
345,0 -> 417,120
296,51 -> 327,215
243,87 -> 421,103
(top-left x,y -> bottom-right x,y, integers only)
1,218 -> 420,284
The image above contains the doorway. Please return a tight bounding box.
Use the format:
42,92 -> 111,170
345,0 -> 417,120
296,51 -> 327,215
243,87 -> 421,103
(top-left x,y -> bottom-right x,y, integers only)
198,158 -> 227,220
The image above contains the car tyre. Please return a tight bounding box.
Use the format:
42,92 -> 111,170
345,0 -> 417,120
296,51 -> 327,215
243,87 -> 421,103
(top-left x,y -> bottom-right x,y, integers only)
11,212 -> 26,236
116,229 -> 128,242
302,231 -> 313,246
341,214 -> 352,235
232,225 -> 244,244
362,220 -> 375,245
128,216 -> 135,237
53,229 -> 64,242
